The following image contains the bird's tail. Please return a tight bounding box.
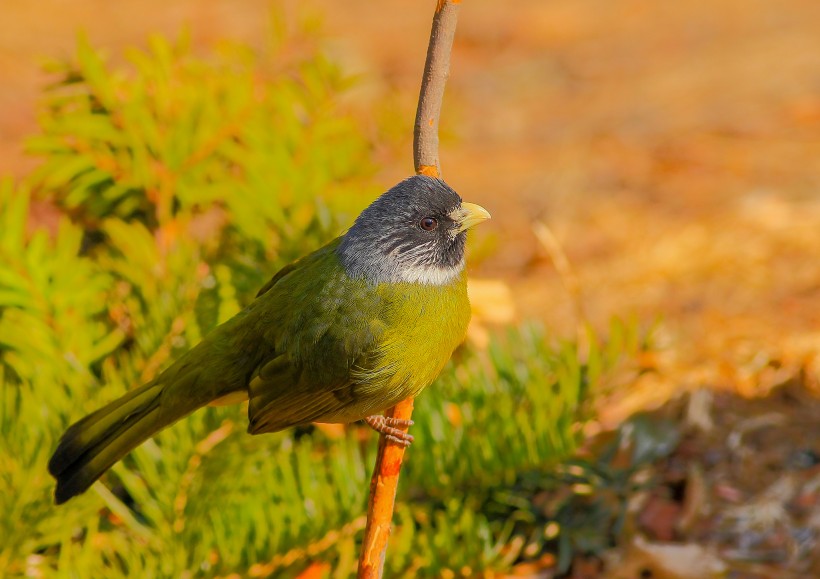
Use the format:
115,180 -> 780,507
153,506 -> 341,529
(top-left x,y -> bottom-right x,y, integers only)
48,379 -> 195,504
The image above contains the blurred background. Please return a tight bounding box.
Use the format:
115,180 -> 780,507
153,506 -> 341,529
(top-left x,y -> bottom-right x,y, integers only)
1,0 -> 819,577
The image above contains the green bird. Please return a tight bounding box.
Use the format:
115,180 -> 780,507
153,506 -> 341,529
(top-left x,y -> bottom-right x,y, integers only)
48,175 -> 490,505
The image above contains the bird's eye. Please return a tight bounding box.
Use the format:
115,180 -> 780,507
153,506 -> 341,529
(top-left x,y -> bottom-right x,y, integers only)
419,217 -> 438,231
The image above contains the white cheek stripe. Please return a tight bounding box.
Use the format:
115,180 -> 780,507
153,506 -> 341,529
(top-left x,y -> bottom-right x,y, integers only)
392,260 -> 464,285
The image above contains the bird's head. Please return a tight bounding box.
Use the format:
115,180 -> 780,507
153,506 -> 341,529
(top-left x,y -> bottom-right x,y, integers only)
338,175 -> 491,285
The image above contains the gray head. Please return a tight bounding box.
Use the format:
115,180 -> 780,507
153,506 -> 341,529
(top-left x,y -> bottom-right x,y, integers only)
338,175 -> 490,285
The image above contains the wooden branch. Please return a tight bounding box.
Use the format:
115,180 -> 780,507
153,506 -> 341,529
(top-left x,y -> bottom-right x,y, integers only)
357,2 -> 462,577
357,399 -> 415,578
414,0 -> 462,178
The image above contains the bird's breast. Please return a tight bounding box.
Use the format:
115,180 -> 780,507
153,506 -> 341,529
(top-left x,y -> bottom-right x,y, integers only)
354,272 -> 471,404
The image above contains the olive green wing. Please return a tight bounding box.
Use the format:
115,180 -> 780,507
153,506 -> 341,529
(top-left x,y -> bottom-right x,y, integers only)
245,352 -> 366,435
243,239 -> 388,435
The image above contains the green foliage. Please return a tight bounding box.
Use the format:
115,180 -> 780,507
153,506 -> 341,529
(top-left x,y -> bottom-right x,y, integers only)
0,25 -> 651,579
29,28 -> 374,299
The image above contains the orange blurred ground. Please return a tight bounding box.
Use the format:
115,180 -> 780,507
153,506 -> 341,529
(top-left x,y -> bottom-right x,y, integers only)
1,0 -> 819,414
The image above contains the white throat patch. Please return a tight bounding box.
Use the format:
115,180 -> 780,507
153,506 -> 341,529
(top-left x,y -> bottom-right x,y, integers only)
392,259 -> 464,286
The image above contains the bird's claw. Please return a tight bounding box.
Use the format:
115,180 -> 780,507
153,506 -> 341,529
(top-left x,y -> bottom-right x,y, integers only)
364,415 -> 415,446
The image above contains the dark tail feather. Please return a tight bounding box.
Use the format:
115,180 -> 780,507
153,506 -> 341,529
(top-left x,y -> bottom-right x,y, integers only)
49,381 -> 174,504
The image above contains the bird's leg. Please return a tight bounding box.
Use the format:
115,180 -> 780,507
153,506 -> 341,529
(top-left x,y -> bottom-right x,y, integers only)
364,415 -> 415,446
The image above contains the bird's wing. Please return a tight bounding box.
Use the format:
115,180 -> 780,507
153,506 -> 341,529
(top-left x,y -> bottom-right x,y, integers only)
243,238 -> 388,434
245,356 -> 362,434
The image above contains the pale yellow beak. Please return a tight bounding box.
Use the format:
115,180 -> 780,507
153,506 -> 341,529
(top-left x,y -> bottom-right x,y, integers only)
452,202 -> 491,233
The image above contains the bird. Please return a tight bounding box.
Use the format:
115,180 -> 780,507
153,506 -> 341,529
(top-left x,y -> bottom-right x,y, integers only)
48,175 -> 491,505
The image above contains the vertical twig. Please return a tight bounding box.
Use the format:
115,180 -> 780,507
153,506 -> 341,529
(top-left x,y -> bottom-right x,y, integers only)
414,0 -> 461,178
357,399 -> 414,578
357,1 -> 462,577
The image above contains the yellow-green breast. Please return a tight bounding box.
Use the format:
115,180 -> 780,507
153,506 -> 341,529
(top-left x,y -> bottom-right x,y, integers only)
353,271 -> 471,406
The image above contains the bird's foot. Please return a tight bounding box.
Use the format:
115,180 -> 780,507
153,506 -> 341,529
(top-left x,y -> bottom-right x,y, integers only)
364,415 -> 415,446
